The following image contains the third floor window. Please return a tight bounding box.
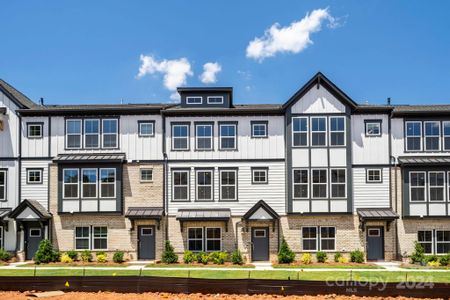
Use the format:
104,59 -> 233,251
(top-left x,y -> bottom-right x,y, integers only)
292,116 -> 346,147
66,118 -> 118,149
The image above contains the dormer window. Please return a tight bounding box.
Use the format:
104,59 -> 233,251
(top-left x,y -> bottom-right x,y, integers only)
186,96 -> 203,105
207,96 -> 224,104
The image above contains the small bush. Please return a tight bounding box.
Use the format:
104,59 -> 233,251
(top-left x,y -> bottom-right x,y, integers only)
113,251 -> 125,263
183,251 -> 195,264
350,250 -> 365,263
66,250 -> 78,261
427,261 -> 440,268
334,252 -> 342,263
338,256 -> 349,263
439,254 -> 450,266
316,251 -> 327,263
231,249 -> 244,265
80,250 -> 93,263
278,238 -> 295,264
0,249 -> 11,262
410,241 -> 425,264
34,240 -> 59,264
195,252 -> 205,264
60,254 -> 73,264
96,254 -> 107,263
200,253 -> 209,265
209,252 -> 228,265
300,253 -> 312,264
161,241 -> 178,264
425,255 -> 439,263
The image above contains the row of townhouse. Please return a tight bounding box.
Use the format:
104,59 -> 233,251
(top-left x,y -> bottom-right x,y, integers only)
0,72 -> 449,262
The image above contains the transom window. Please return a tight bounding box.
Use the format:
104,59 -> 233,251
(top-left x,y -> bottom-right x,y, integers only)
302,226 -> 336,251
219,123 -> 237,150
252,168 -> 268,184
27,123 -> 43,138
366,169 -> 382,183
311,169 -> 327,198
186,96 -> 203,104
292,117 -> 308,147
220,169 -> 237,201
140,168 -> 153,182
424,121 -> 440,151
330,169 -> 346,198
173,170 -> 189,201
172,124 -> 189,150
196,123 -> 213,150
251,121 -> 268,138
0,170 -> 5,201
207,96 -> 224,104
196,170 -> 213,201
27,169 -> 43,184
84,119 -> 100,148
428,171 -> 445,202
329,117 -> 345,146
409,171 -> 426,202
311,117 -> 327,146
293,169 -> 308,199
102,119 -> 118,148
139,121 -> 155,137
365,120 -> 382,137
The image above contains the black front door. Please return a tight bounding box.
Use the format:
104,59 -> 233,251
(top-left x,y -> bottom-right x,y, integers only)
138,226 -> 155,260
366,227 -> 384,261
25,225 -> 44,260
252,227 -> 269,261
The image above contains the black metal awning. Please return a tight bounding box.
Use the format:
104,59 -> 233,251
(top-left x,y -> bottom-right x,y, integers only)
176,209 -> 231,231
398,156 -> 450,166
357,208 -> 399,231
53,153 -> 126,163
125,207 -> 164,230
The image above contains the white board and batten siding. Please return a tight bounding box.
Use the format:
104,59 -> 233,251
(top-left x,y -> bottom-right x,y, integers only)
21,160 -> 50,210
351,114 -> 390,165
167,161 -> 285,216
0,90 -> 20,157
21,116 -> 50,158
290,83 -> 346,114
165,115 -> 284,160
352,167 -> 390,211
49,115 -> 164,161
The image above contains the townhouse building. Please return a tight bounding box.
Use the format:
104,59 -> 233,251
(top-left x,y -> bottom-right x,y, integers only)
0,72 -> 449,262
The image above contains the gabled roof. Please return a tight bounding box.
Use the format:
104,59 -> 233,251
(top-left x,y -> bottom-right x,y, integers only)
282,72 -> 358,111
0,79 -> 37,109
9,199 -> 51,220
242,200 -> 279,220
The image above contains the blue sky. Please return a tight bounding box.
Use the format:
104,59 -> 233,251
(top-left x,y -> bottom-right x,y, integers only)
1,1 -> 450,106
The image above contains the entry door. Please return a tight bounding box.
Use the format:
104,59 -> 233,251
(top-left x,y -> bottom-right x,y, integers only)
26,227 -> 43,260
138,226 -> 155,260
366,227 -> 384,260
252,227 -> 269,261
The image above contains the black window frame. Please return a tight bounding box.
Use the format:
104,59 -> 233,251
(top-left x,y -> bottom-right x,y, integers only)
218,122 -> 238,151
251,121 -> 268,138
219,168 -> 238,202
26,168 -> 44,184
171,122 -> 190,151
251,167 -> 268,184
138,120 -> 155,137
172,169 -> 190,202
27,122 -> 44,139
195,122 -> 214,151
364,120 -> 382,137
0,169 -> 6,202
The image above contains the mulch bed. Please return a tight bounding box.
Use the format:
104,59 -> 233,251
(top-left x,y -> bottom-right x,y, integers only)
273,262 -> 377,268
25,262 -> 129,267
149,262 -> 254,268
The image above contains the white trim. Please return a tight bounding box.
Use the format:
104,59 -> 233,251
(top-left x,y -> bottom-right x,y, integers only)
292,168 -> 309,199
187,227 -> 203,252
186,96 -> 203,105
205,227 -> 222,252
311,168 -> 328,199
405,121 -> 422,151
424,121 -> 441,151
0,170 -> 5,201
81,168 -> 98,199
207,96 -> 224,104
101,119 -> 118,149
292,117 -> 308,147
219,169 -> 237,201
27,123 -> 43,138
366,169 -> 382,183
253,229 -> 267,238
172,170 -> 190,201
195,123 -> 213,150
196,169 -> 213,201
99,168 -> 116,199
172,124 -> 190,150
140,168 -> 153,182
92,226 -> 108,250
443,121 -> 450,151
65,119 -> 82,149
251,122 -> 268,138
329,116 -> 346,146
63,168 -> 79,199
75,226 -> 91,250
409,171 -> 426,202
27,169 -> 43,184
365,121 -> 381,137
83,119 -> 100,149
330,168 -> 346,199
139,122 -> 154,137
29,228 -> 41,237
310,116 -> 327,147
219,123 -> 237,150
252,168 -> 268,184
428,171 -> 445,202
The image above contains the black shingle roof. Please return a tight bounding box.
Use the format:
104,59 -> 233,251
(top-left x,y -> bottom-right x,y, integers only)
0,79 -> 37,108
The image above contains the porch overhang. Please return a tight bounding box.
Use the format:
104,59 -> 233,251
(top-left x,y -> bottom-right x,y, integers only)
398,156 -> 450,166
242,200 -> 280,232
0,208 -> 12,231
357,208 -> 399,232
125,207 -> 164,230
176,209 -> 231,232
53,153 -> 126,164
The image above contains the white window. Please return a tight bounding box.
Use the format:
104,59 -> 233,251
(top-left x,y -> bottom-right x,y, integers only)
140,168 -> 153,182
293,169 -> 308,199
417,230 -> 450,255
27,123 -> 43,138
84,119 -> 100,148
311,169 -> 327,198
219,123 -> 237,150
367,169 -> 382,183
100,168 -> 116,198
81,169 -> 97,198
173,170 -> 189,201
141,228 -> 153,236
27,169 -> 42,184
254,229 -> 266,237
410,171 -> 426,202
188,227 -> 203,252
220,169 -> 237,201
320,227 -> 336,251
196,123 -> 213,150
302,227 -> 317,251
186,96 -> 203,104
206,228 -> 221,251
365,121 -> 382,137
207,96 -> 224,104
405,121 -> 422,151
29,228 -> 41,237
172,124 -> 189,150
311,117 -> 327,146
302,226 -> 336,251
63,169 -> 79,199
66,119 -> 82,149
252,168 -> 268,184
139,121 -> 154,137
0,171 -> 5,201
428,171 -> 445,202
329,116 -> 345,146
196,170 -> 213,201
251,122 -> 268,138
75,227 -> 90,250
93,226 -> 108,250
443,121 -> 450,151
102,119 -> 118,148
424,121 -> 440,151
436,230 -> 450,254
330,169 -> 346,198
292,117 -> 308,147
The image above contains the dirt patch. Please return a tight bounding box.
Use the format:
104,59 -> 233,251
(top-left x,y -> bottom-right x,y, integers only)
0,292 -> 441,300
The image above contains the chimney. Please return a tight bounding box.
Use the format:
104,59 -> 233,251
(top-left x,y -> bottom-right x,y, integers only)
39,97 -> 44,106
387,97 -> 391,105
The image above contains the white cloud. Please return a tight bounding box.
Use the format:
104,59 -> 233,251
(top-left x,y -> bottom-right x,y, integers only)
200,62 -> 222,84
137,55 -> 193,95
246,8 -> 338,61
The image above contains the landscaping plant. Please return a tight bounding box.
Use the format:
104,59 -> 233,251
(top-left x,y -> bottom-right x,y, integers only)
195,252 -> 205,264
350,250 -> 365,263
209,252 -> 228,264
277,238 -> 295,264
0,248 -> 11,262
316,251 -> 327,263
338,255 -> 349,263
81,250 -> 93,262
410,241 -> 425,264
439,254 -> 450,266
231,249 -> 244,265
200,252 -> 209,265
161,240 -> 178,264
183,250 -> 195,264
34,239 -> 59,264
334,252 -> 342,263
66,250 -> 78,261
60,253 -> 73,264
96,253 -> 107,263
113,251 -> 125,263
300,253 -> 312,264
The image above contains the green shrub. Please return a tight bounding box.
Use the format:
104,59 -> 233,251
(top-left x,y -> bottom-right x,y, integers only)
60,254 -> 73,264
80,250 -> 93,262
209,252 -> 228,265
316,251 -> 327,263
300,253 -> 312,264
113,251 -> 125,263
34,240 -> 59,264
200,253 -> 209,265
96,254 -> 107,263
231,249 -> 244,265
0,249 -> 11,262
350,250 -> 365,263
66,250 -> 78,261
161,241 -> 178,264
439,254 -> 450,266
334,252 -> 342,263
425,255 -> 439,263
96,251 -> 106,256
183,251 -> 195,264
410,241 -> 425,264
195,252 -> 205,264
277,238 -> 295,264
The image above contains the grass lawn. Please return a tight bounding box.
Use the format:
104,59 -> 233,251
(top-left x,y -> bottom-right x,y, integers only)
145,263 -> 254,268
273,263 -> 383,269
400,264 -> 450,270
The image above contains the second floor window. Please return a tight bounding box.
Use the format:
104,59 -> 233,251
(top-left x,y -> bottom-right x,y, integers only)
329,117 -> 345,146
102,119 -> 118,148
196,170 -> 213,201
406,121 -> 422,151
366,169 -> 382,183
100,168 -> 116,198
84,119 -> 100,148
410,171 -> 425,202
139,121 -> 154,137
172,124 -> 189,150
219,123 -> 237,150
66,120 -> 82,149
66,118 -> 118,149
220,169 -> 237,201
365,120 -> 382,137
82,169 -> 97,198
0,170 -> 6,201
311,117 -> 327,146
312,169 -> 327,198
63,169 -> 79,199
330,169 -> 346,198
424,121 -> 440,151
292,117 -> 308,147
293,169 -> 308,198
27,123 -> 43,138
27,169 -> 43,184
173,170 -> 189,201
428,171 -> 444,201
251,122 -> 268,138
196,123 -> 213,150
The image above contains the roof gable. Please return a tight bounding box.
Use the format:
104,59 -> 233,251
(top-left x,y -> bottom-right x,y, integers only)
9,199 -> 51,220
243,200 -> 279,220
0,79 -> 37,109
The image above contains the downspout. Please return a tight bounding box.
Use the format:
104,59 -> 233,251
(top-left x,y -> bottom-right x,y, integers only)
161,110 -> 169,242
16,113 -> 22,253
